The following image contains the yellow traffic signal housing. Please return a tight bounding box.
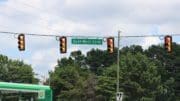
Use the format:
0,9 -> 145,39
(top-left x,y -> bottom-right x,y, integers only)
107,37 -> 114,53
18,34 -> 25,51
60,36 -> 67,53
164,35 -> 172,53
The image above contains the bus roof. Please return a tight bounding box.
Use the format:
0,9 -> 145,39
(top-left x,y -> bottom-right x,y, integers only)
0,82 -> 51,91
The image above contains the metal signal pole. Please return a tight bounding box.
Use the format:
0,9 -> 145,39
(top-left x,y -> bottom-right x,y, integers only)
116,31 -> 120,101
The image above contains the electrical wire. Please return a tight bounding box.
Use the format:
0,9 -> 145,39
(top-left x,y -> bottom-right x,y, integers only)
1,1 -> 180,38
2,2 -> 180,38
0,31 -> 180,38
120,34 -> 180,38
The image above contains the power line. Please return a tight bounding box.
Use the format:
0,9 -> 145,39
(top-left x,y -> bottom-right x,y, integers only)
120,34 -> 180,38
14,2 -> 180,38
2,1 -> 180,38
2,2 -> 180,38
0,31 -> 108,38
0,31 -> 180,38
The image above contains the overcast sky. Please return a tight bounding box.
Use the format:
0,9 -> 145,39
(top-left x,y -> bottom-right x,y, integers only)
0,0 -> 180,78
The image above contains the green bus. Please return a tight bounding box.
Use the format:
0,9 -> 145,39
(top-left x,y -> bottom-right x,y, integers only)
0,82 -> 52,101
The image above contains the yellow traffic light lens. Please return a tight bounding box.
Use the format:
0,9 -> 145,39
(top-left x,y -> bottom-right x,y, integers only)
61,48 -> 65,51
61,43 -> 66,46
110,48 -> 113,51
19,45 -> 25,49
108,48 -> 113,53
19,40 -> 24,44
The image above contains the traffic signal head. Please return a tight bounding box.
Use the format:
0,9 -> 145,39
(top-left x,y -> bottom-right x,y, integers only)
164,35 -> 172,53
60,36 -> 67,53
107,37 -> 114,53
18,34 -> 25,51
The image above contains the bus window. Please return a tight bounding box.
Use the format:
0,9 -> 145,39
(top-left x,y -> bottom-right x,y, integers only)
0,90 -> 38,101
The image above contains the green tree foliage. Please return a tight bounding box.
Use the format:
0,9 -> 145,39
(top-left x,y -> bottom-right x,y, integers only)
119,53 -> 162,100
121,45 -> 143,55
86,48 -> 117,74
96,53 -> 165,101
50,43 -> 180,101
0,54 -> 38,84
145,43 -> 180,100
50,64 -> 97,101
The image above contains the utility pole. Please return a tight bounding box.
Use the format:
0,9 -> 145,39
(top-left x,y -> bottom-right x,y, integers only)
116,31 -> 120,101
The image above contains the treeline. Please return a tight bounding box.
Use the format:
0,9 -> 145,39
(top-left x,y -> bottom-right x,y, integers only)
0,43 -> 179,101
0,55 -> 38,83
50,43 -> 180,101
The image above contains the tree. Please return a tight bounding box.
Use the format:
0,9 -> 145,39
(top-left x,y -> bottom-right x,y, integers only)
119,52 -> 163,100
121,45 -> 143,55
95,63 -> 117,101
0,54 -> 38,84
86,48 -> 117,74
145,43 -> 180,100
50,44 -> 179,101
96,52 -> 165,101
50,63 -> 92,101
70,50 -> 86,68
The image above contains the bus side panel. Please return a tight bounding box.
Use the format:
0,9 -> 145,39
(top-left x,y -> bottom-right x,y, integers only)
45,89 -> 52,101
38,89 -> 52,101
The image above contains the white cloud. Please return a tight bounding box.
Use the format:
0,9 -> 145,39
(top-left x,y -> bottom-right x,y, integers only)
27,48 -> 59,75
141,37 -> 161,49
0,0 -> 180,76
158,24 -> 180,34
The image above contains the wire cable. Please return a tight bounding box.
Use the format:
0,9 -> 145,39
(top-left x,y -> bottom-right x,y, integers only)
0,31 -> 180,38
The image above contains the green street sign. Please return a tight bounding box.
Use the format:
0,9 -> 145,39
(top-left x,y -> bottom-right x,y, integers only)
72,38 -> 103,45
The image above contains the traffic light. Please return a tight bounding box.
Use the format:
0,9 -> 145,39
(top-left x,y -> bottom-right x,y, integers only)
18,34 -> 25,51
164,35 -> 172,53
107,37 -> 114,53
60,36 -> 67,53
